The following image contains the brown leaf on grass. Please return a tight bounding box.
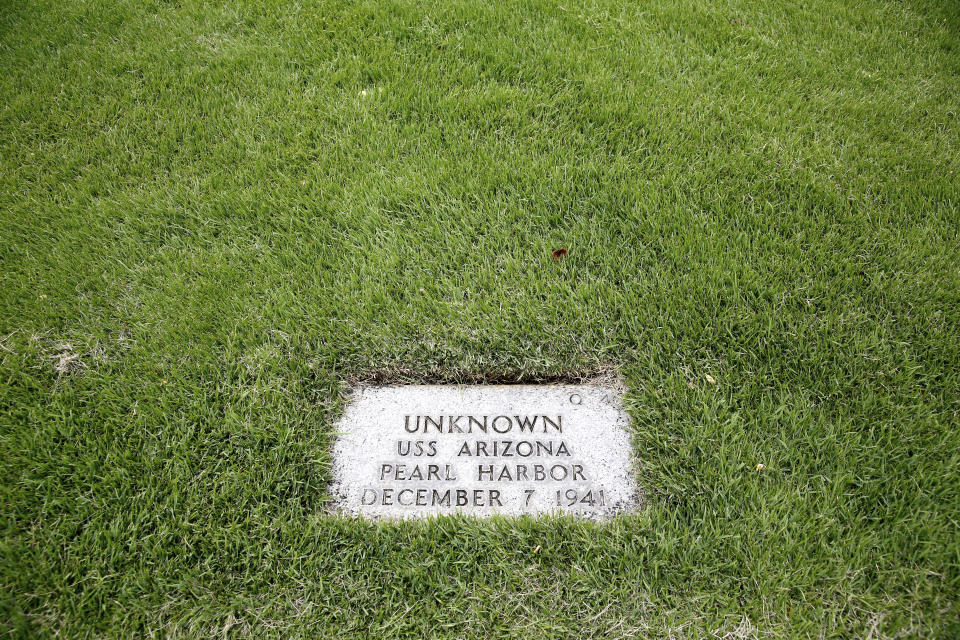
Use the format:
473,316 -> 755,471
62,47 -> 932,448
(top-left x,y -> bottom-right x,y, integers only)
552,248 -> 568,260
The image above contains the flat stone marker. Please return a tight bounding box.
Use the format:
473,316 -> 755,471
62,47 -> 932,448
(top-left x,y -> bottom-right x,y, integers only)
330,384 -> 637,518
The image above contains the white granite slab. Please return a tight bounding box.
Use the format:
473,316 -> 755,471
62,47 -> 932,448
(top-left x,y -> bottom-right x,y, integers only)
329,384 -> 637,519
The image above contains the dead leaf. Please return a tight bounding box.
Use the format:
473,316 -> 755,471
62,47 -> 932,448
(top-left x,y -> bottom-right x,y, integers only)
222,613 -> 237,639
705,374 -> 716,385
687,379 -> 696,389
552,248 -> 568,260
51,346 -> 85,375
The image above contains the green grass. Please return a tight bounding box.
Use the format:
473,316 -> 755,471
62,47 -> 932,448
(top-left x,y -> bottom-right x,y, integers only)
1,0 -> 959,637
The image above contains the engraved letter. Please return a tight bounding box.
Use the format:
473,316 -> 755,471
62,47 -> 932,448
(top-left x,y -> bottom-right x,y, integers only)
468,416 -> 488,433
404,415 -> 418,433
448,416 -> 465,433
542,415 -> 562,433
515,415 -> 539,433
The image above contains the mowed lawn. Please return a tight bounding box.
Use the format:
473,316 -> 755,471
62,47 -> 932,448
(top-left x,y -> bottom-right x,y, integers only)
2,0 -> 959,637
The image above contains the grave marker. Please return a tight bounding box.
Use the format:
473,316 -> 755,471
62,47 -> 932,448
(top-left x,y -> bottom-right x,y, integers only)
330,384 -> 637,518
